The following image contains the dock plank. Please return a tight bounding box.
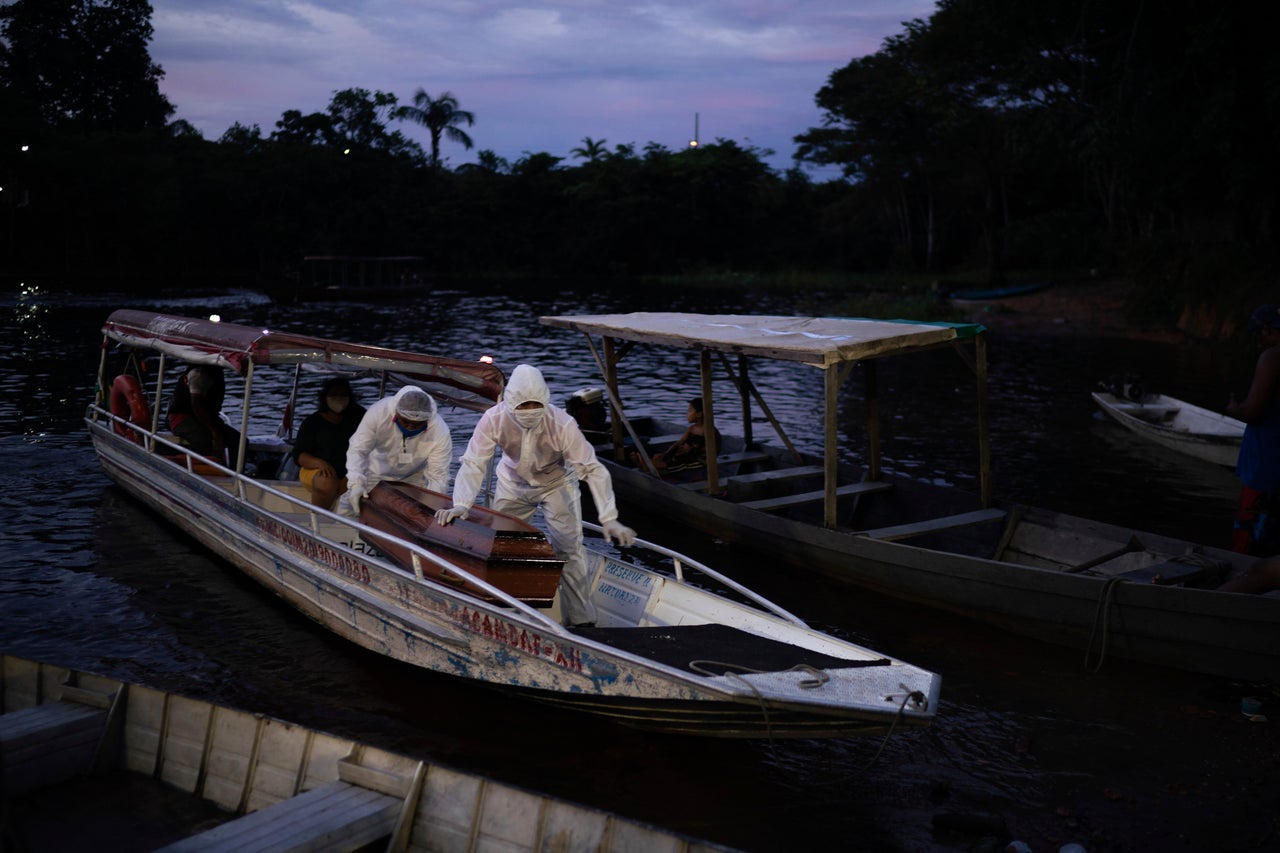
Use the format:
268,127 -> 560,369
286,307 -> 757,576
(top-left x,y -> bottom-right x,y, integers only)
156,779 -> 401,853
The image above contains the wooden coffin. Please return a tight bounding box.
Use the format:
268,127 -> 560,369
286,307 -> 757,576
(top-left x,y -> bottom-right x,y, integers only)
360,481 -> 564,606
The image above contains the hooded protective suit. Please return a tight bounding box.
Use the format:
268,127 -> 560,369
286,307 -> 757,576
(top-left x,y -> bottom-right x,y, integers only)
339,385 -> 452,516
446,364 -> 632,624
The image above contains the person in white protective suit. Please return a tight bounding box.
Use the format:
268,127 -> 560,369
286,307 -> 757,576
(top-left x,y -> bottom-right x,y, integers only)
338,385 -> 452,517
434,364 -> 637,626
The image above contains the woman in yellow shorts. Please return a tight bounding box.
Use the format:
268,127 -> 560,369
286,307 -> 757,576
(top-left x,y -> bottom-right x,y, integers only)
292,378 -> 366,508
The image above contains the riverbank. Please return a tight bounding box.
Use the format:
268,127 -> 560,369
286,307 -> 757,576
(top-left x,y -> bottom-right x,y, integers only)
948,278 -> 1185,342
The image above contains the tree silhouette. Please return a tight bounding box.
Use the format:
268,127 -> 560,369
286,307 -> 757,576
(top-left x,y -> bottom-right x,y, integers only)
0,0 -> 173,130
570,137 -> 608,162
394,89 -> 475,168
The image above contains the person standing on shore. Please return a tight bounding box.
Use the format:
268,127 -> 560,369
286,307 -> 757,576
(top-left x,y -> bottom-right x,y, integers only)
1226,304 -> 1280,556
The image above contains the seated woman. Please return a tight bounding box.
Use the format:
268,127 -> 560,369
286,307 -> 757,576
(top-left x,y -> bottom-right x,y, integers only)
291,378 -> 366,508
646,397 -> 721,474
168,365 -> 241,466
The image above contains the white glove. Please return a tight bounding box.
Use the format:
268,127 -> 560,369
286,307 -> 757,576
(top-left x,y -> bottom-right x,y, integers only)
602,520 -> 636,547
348,487 -> 366,515
434,506 -> 469,525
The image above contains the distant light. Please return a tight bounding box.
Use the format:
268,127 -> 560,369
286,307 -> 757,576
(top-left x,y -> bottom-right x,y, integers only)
688,140 -> 698,148
479,355 -> 494,364
209,314 -> 221,323
20,145 -> 29,152
343,148 -> 351,155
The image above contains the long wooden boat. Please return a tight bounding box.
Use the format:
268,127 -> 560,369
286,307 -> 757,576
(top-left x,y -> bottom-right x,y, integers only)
0,655 -> 732,851
84,310 -> 940,738
1091,390 -> 1244,468
539,312 -> 1280,683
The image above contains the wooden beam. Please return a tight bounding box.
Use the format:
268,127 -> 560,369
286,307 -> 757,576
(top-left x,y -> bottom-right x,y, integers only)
824,365 -> 839,528
700,349 -> 720,492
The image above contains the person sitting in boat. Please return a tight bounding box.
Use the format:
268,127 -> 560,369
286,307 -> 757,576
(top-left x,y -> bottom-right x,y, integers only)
1226,304 -> 1280,557
291,377 -> 367,509
339,385 -> 451,517
652,397 -> 720,473
168,365 -> 241,466
433,364 -> 637,627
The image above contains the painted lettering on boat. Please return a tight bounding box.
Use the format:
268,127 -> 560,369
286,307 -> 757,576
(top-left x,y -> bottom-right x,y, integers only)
597,581 -> 643,607
602,562 -> 652,588
454,606 -> 583,673
256,517 -> 371,584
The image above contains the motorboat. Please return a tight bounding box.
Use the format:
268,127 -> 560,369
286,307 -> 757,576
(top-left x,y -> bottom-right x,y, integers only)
85,310 -> 940,738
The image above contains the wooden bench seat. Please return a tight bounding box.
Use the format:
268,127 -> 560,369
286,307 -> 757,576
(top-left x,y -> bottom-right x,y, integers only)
738,480 -> 893,511
156,779 -> 402,853
857,508 -> 1007,541
0,700 -> 110,795
673,450 -> 775,491
726,465 -> 824,487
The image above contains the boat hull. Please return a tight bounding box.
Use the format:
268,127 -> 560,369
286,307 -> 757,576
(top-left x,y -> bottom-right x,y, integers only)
1092,391 -> 1243,468
89,423 -> 936,736
0,656 -> 725,849
598,428 -> 1279,683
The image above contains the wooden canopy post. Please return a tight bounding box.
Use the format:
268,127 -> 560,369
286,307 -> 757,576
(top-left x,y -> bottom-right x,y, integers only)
700,349 -> 720,492
738,354 -> 753,447
864,360 -> 881,481
976,332 -> 991,507
603,336 -> 626,460
823,364 -> 839,529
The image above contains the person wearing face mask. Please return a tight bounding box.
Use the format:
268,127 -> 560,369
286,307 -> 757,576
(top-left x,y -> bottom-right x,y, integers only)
339,384 -> 452,517
434,364 -> 637,627
291,377 -> 366,508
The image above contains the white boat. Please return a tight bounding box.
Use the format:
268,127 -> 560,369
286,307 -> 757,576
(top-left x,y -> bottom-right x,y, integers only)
0,655 -> 730,851
1091,390 -> 1244,468
539,312 -> 1279,683
84,310 -> 939,738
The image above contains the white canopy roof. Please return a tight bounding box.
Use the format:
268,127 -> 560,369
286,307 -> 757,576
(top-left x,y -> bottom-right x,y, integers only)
539,313 -> 984,368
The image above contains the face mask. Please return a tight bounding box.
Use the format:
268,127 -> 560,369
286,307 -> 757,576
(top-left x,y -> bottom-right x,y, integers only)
395,417 -> 428,438
326,396 -> 349,414
512,408 -> 544,430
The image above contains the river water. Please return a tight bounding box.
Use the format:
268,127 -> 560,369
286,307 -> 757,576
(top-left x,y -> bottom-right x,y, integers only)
2,283 -> 1275,852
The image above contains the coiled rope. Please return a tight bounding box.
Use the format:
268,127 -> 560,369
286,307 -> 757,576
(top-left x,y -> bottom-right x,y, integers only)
1084,575 -> 1128,672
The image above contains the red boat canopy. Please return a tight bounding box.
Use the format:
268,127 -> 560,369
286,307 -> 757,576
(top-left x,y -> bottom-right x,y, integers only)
102,309 -> 504,412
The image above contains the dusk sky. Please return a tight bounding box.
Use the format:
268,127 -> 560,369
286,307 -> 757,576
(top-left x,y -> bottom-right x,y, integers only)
151,1 -> 938,173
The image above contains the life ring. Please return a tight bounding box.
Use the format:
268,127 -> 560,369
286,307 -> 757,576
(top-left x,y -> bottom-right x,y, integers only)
109,374 -> 151,443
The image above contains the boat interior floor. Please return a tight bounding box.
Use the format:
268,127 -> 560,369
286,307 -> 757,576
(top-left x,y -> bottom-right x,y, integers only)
573,623 -> 888,674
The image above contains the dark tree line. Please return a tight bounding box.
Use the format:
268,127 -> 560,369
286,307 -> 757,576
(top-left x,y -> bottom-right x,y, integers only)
2,0 -> 1277,305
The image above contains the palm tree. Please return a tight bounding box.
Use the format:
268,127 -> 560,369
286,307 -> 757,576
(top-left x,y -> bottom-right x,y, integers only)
395,89 -> 476,167
570,136 -> 608,162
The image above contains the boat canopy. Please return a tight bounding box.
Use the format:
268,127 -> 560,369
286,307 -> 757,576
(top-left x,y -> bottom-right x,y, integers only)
102,309 -> 503,412
540,311 -> 992,521
539,313 -> 985,368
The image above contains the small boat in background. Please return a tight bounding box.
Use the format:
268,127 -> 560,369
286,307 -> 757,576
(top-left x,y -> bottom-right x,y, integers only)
1092,388 -> 1244,468
947,281 -> 1050,301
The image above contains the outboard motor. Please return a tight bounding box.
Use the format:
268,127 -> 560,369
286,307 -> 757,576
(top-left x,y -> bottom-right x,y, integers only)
566,387 -> 608,432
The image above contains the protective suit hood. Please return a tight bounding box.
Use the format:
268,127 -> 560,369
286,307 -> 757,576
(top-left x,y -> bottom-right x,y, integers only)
394,385 -> 437,421
503,365 -> 551,410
